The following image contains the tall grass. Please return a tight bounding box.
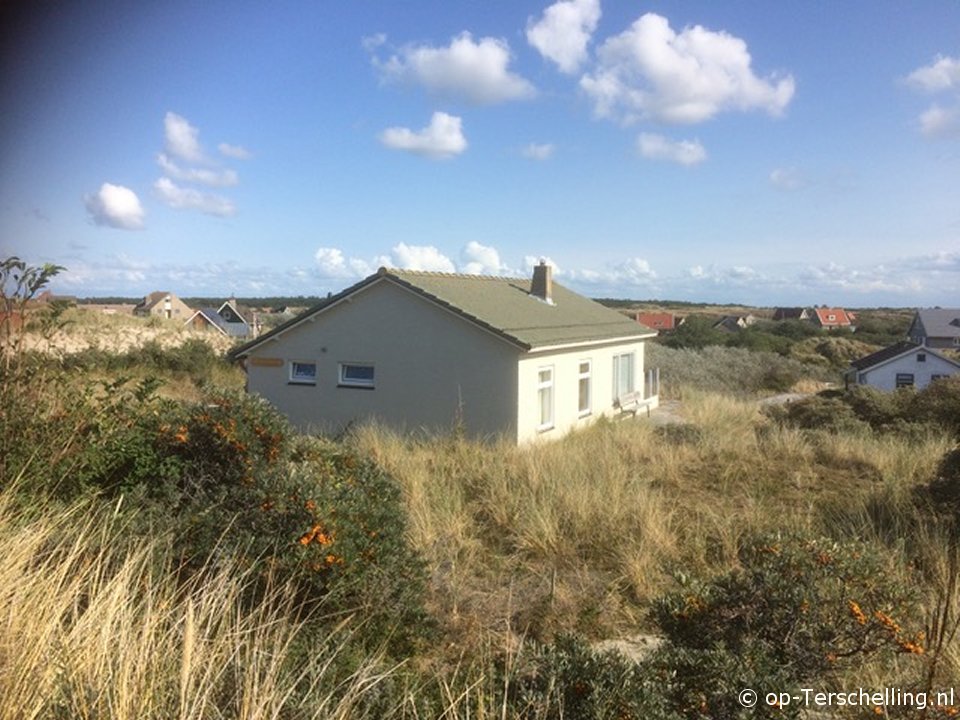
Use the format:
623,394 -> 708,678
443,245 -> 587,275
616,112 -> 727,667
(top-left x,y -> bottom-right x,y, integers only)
0,488 -> 398,720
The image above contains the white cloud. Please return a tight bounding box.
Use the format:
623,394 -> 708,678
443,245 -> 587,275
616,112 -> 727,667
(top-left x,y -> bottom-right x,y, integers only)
460,241 -> 509,275
153,177 -> 236,217
526,0 -> 601,74
567,257 -> 658,287
163,112 -> 207,163
218,143 -> 251,160
314,247 -> 371,278
521,142 -> 555,160
918,104 -> 960,138
383,242 -> 456,272
906,55 -> 960,93
686,264 -> 761,286
380,112 -> 468,159
580,13 -> 795,125
156,153 -> 239,187
362,33 -> 387,52
375,32 -> 535,105
769,167 -> 804,190
522,256 -> 562,275
637,133 -> 706,165
84,183 -> 145,230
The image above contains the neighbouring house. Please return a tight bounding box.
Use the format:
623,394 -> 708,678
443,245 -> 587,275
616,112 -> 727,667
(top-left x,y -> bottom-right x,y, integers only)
773,307 -> 811,321
846,341 -> 960,390
713,314 -> 756,332
229,263 -> 660,443
133,291 -> 192,320
812,307 -> 855,330
907,308 -> 960,349
185,300 -> 252,338
634,312 -> 682,333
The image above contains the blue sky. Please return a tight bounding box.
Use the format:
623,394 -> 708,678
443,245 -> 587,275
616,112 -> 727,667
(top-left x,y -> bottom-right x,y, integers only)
2,1 -> 958,306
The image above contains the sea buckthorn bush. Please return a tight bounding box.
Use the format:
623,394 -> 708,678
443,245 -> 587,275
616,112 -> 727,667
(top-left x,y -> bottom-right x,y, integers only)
72,389 -> 427,655
507,634 -> 680,720
649,533 -> 923,719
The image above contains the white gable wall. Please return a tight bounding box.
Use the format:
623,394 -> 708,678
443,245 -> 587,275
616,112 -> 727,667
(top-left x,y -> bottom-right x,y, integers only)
856,348 -> 960,391
244,279 -> 519,438
516,338 -> 652,443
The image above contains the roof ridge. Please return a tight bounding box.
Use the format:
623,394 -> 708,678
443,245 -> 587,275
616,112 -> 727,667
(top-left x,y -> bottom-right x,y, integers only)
381,267 -> 525,281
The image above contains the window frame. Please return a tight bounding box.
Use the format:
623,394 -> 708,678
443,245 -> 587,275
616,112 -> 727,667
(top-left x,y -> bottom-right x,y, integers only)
338,362 -> 375,389
612,352 -> 635,400
537,366 -> 555,432
289,360 -> 317,385
917,352 -> 927,363
577,359 -> 592,418
895,373 -> 914,388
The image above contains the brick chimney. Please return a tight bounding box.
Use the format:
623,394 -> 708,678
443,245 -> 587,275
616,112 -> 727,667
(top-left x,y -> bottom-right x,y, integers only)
531,259 -> 553,304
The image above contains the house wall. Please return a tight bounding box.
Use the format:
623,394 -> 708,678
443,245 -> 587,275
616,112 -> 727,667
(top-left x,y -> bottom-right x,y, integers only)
515,338 -> 655,444
136,294 -> 192,319
244,280 -> 519,439
857,350 -> 960,391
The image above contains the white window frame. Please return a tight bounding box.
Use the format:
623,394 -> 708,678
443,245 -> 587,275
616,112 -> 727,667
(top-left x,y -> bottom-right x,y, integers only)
612,352 -> 635,400
289,360 -> 317,385
895,373 -> 914,388
537,366 -> 555,432
578,360 -> 592,418
338,362 -> 375,388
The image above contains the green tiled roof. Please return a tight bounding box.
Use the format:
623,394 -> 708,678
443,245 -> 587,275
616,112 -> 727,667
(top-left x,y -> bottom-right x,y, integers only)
384,269 -> 653,349
230,268 -> 654,359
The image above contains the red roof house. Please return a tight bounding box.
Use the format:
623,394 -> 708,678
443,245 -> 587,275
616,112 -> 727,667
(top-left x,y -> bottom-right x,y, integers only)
813,308 -> 855,329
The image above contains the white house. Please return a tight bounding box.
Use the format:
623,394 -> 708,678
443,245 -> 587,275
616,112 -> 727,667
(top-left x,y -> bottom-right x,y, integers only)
229,263 -> 659,443
907,308 -> 960,349
846,341 -> 960,391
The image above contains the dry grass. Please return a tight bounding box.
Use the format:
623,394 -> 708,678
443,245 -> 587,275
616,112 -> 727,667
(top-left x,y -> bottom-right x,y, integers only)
348,389 -> 959,677
0,488 -> 398,720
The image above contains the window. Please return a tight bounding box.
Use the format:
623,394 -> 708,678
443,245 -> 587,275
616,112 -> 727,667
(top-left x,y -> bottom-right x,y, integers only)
578,360 -> 592,417
338,363 -> 375,388
537,367 -> 554,431
895,373 -> 914,388
917,353 -> 926,363
612,352 -> 635,400
289,361 -> 317,385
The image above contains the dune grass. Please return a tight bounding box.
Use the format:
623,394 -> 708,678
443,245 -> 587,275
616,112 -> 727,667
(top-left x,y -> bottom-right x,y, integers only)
0,487 -> 402,720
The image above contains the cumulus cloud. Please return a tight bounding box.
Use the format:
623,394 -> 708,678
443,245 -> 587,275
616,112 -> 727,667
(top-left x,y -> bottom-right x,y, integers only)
526,0 -> 601,74
637,133 -> 706,165
380,112 -> 468,159
156,153 -> 238,187
906,55 -> 960,93
460,241 -> 509,275
521,142 -> 555,160
314,247 -> 371,278
218,142 -> 251,160
84,183 -> 145,230
382,242 -> 457,272
580,13 -> 794,125
567,257 -> 658,287
918,104 -> 960,138
153,177 -> 236,217
905,55 -> 960,139
164,112 -> 206,163
374,32 -> 535,105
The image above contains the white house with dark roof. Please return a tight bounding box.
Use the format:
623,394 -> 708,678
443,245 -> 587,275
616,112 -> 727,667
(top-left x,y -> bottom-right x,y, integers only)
908,308 -> 960,349
229,263 -> 659,443
846,341 -> 960,391
185,300 -> 251,338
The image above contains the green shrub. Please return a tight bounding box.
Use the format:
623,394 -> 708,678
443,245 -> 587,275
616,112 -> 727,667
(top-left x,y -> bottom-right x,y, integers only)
765,395 -> 869,434
90,392 -> 427,655
911,376 -> 960,438
508,634 -> 680,720
650,533 -> 923,718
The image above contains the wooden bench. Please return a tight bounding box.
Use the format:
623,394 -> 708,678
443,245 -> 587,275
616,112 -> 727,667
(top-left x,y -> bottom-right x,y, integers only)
615,390 -> 644,416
